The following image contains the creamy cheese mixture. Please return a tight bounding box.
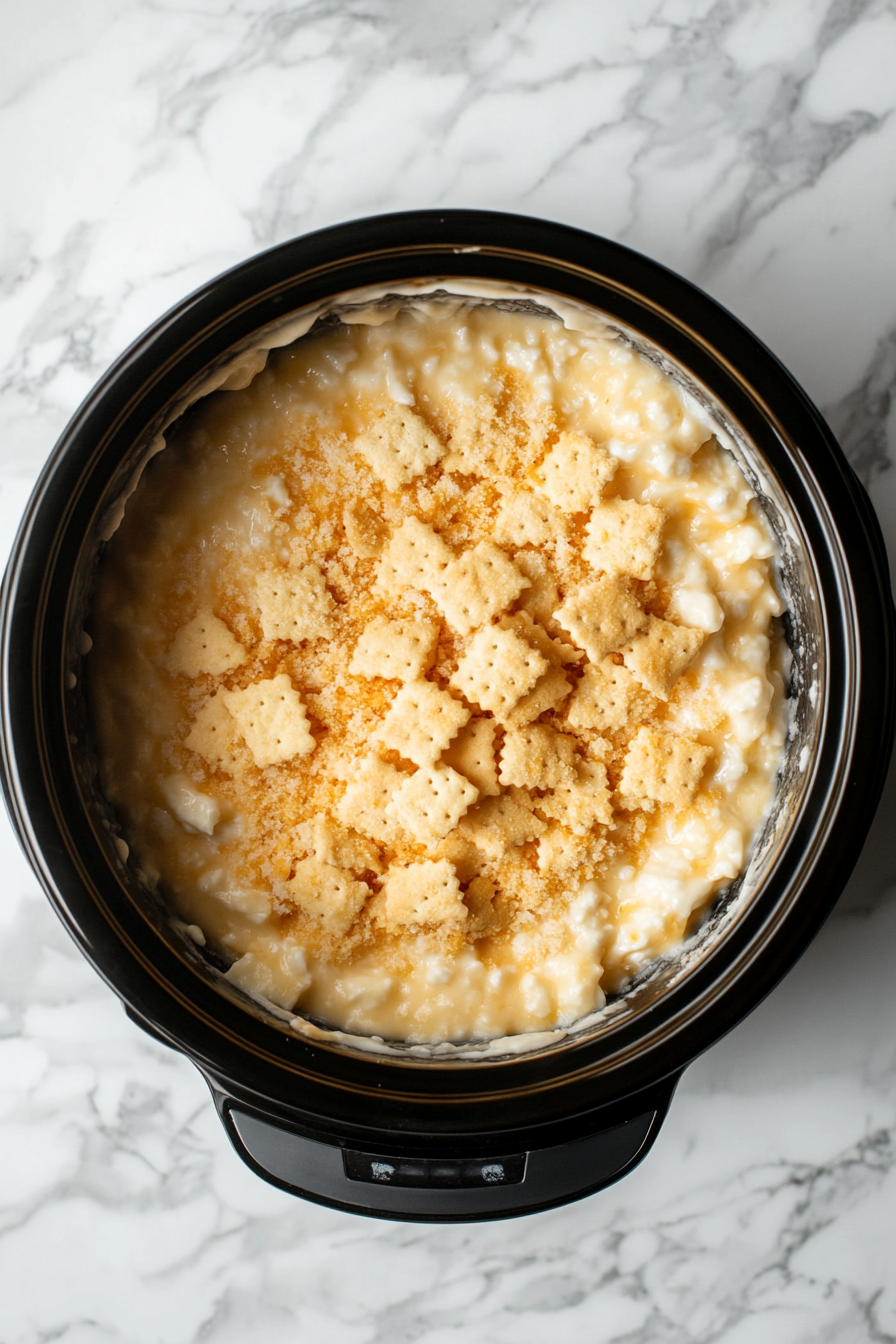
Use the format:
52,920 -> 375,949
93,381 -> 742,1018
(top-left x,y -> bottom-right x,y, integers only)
88,299 -> 787,1045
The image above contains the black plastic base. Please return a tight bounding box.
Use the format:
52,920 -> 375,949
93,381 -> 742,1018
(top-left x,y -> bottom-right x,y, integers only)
220,1098 -> 668,1222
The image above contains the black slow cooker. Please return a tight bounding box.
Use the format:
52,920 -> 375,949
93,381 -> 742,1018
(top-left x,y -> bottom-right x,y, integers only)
2,211 -> 893,1222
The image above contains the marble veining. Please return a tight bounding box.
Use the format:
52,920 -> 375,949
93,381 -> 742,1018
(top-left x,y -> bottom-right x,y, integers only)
1,2 -> 895,1340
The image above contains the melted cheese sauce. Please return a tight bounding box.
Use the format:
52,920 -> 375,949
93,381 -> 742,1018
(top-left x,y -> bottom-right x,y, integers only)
89,300 -> 787,1044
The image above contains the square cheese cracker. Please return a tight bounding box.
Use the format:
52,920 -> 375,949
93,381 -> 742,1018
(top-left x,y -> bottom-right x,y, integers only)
537,431 -> 617,512
584,498 -> 665,579
621,615 -> 705,700
436,541 -> 530,635
441,717 -> 500,797
349,615 -> 438,682
377,859 -> 466,929
450,625 -> 548,720
386,764 -> 478,842
498,724 -> 578,790
185,690 -> 241,770
351,404 -> 446,490
618,728 -> 712,809
372,680 -> 470,767
566,658 -> 656,734
286,858 -> 370,935
539,760 -> 613,833
336,755 -> 406,844
168,609 -> 246,677
555,576 -> 647,663
494,490 -> 566,548
458,789 -> 546,859
256,562 -> 337,642
376,516 -> 452,597
222,674 -> 315,767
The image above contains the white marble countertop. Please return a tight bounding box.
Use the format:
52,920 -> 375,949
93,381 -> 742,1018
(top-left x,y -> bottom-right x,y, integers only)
2,2 -> 896,1340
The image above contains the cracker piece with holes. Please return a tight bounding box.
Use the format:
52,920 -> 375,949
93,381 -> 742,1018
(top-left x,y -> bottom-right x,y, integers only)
431,832 -> 487,883
377,859 -> 467,929
286,858 -> 370,936
222,674 -> 315,768
335,755 -> 407,844
494,490 -> 567,548
185,690 -> 241,770
463,875 -> 508,938
385,764 -> 478,843
539,760 -> 613,834
298,815 -> 384,875
436,541 -> 530,635
584,498 -> 665,579
555,576 -> 647,663
496,612 -> 578,727
349,615 -> 439,682
537,822 -> 607,876
376,516 -> 453,597
372,680 -> 470,768
513,551 -> 561,630
621,615 -> 705,700
441,717 -> 500,797
256,561 -> 337,642
450,625 -> 548,721
458,789 -> 546,859
566,657 -> 657,734
537,431 -> 617,512
168,608 -> 246,677
498,724 -> 578,791
351,404 -> 446,490
619,727 -> 712,809
505,666 -> 574,728
343,499 -> 388,559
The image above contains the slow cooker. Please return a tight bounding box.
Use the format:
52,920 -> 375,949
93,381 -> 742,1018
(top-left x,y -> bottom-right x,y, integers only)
1,210 -> 893,1222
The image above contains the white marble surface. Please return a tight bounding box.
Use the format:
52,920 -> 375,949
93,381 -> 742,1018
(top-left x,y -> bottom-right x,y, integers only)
1,2 -> 896,1339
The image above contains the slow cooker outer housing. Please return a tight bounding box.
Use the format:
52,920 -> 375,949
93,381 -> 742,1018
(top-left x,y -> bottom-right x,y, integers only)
2,212 -> 894,1168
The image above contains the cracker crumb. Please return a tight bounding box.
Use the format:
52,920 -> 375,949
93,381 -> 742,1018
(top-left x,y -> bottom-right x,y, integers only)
372,680 -> 471,767
168,609 -> 246,677
349,615 -> 439,682
584,498 -> 665,579
351,404 -> 446,490
621,615 -> 705,700
223,674 -> 315,767
256,561 -> 337,642
618,727 -> 712,808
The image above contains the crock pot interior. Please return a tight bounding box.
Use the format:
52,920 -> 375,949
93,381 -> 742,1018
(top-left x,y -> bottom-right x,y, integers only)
63,283 -> 825,1064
